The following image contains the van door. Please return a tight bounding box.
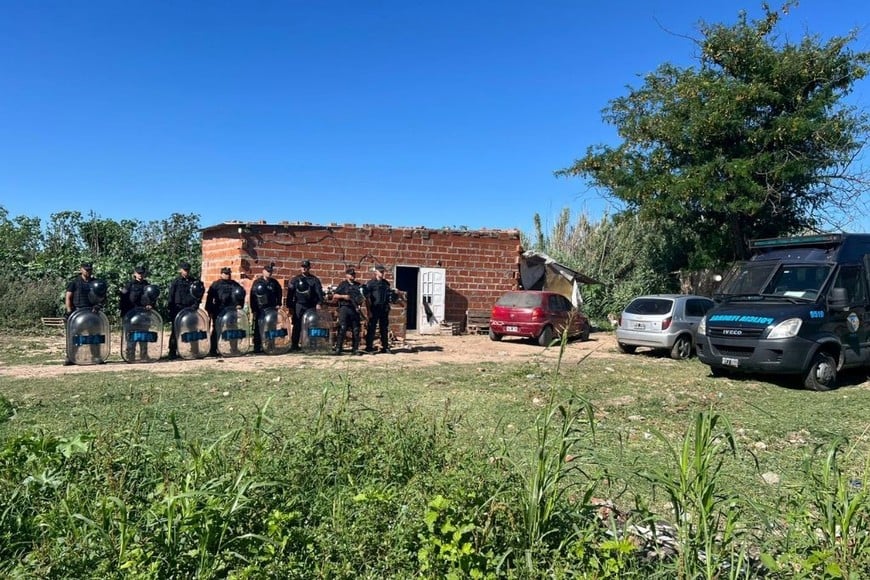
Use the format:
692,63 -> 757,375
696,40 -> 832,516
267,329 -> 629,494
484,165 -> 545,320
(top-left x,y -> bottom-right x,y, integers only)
829,264 -> 869,366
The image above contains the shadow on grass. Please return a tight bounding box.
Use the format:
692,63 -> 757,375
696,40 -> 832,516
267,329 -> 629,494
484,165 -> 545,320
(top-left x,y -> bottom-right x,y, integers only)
705,367 -> 869,391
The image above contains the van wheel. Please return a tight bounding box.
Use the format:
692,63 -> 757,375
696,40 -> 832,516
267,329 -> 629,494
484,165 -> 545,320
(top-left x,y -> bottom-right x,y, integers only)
618,342 -> 637,354
488,329 -> 502,342
670,335 -> 693,360
803,351 -> 838,391
537,325 -> 555,347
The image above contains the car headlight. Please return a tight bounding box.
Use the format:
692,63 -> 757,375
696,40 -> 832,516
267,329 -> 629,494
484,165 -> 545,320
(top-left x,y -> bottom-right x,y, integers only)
767,318 -> 802,339
697,316 -> 707,335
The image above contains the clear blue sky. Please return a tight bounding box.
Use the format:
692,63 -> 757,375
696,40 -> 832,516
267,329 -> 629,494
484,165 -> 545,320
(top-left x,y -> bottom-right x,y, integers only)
2,0 -> 869,236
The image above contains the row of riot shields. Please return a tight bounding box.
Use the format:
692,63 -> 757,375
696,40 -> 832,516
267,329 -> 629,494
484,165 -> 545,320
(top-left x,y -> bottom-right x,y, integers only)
65,306 -> 335,365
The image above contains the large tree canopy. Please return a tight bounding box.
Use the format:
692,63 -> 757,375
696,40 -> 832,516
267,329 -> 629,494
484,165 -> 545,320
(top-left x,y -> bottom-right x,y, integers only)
558,4 -> 869,265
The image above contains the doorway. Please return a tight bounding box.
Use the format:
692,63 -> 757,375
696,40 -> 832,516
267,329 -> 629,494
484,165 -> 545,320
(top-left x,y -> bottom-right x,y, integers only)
395,266 -> 419,330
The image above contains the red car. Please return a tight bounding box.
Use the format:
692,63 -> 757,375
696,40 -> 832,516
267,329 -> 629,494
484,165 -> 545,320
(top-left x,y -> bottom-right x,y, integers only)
489,290 -> 590,346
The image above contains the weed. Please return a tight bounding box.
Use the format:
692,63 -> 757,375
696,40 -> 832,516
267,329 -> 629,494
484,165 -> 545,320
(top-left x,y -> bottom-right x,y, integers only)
640,411 -> 750,579
762,437 -> 870,578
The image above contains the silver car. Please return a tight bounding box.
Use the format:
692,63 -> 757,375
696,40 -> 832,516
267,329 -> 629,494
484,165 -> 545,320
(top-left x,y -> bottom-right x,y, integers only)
615,294 -> 715,359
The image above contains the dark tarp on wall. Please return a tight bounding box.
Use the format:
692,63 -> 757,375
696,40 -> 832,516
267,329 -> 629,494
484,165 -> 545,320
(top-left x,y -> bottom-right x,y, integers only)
519,251 -> 601,307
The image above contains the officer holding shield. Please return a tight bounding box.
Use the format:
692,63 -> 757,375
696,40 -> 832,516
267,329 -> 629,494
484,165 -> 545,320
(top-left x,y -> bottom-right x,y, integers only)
64,261 -> 102,365
65,261 -> 95,316
250,262 -> 283,353
167,261 -> 199,359
119,265 -> 156,361
206,267 -> 245,356
286,259 -> 324,351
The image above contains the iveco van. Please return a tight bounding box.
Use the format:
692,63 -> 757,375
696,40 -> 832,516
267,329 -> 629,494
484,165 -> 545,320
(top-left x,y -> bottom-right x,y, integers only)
696,234 -> 870,390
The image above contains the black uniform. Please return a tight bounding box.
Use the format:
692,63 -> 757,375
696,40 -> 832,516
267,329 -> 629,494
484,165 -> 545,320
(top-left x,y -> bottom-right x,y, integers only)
365,278 -> 392,352
286,273 -> 324,349
206,278 -> 245,355
333,279 -> 363,354
167,274 -> 200,358
250,276 -> 283,352
120,279 -> 150,316
66,276 -> 93,312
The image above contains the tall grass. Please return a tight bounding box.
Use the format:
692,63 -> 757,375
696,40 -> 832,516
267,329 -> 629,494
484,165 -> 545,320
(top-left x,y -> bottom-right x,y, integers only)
2,367 -> 870,576
640,411 -> 750,579
762,436 -> 870,578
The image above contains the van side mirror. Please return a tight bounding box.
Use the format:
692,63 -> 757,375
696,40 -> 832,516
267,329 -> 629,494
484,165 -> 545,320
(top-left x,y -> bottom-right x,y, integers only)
828,287 -> 849,310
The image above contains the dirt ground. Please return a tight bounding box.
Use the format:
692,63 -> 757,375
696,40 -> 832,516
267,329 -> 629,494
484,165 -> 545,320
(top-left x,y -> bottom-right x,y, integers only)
0,331 -> 622,379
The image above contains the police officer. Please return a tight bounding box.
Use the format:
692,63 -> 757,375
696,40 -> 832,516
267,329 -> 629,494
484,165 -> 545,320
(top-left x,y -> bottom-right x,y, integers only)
167,261 -> 199,359
365,264 -> 393,354
286,259 -> 324,351
64,261 -> 99,365
331,267 -> 364,356
206,267 -> 246,356
65,261 -> 95,316
119,265 -> 155,360
119,265 -> 151,316
250,262 -> 283,353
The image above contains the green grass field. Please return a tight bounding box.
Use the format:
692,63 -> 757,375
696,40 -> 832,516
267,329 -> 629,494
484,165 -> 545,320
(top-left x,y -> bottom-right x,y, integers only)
2,330 -> 869,577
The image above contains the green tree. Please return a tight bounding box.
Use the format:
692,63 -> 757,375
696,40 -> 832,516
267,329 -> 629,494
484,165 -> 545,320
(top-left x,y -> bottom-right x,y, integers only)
558,3 -> 870,265
0,206 -> 42,273
0,208 -> 201,328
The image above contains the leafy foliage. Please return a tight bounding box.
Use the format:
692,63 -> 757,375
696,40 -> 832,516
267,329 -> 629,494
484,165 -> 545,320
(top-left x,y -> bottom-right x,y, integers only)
558,4 -> 870,265
0,207 -> 202,325
529,209 -> 681,321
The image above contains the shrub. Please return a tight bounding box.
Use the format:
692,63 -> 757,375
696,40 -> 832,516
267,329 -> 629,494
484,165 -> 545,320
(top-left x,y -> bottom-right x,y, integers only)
0,276 -> 65,329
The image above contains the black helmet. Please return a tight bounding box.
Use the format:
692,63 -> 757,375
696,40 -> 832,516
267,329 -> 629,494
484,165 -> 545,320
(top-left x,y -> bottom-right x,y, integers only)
231,285 -> 246,307
143,284 -> 160,307
252,279 -> 269,308
190,280 -> 205,301
253,280 -> 269,297
88,279 -> 108,306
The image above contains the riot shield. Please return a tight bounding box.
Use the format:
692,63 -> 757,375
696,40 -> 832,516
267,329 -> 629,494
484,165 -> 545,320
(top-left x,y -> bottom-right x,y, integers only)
121,307 -> 164,363
66,308 -> 110,365
258,307 -> 291,355
174,306 -> 210,360
301,308 -> 333,351
215,307 -> 250,357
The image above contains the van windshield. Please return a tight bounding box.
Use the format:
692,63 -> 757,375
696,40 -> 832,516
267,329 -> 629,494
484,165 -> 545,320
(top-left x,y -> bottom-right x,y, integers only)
718,263 -> 830,300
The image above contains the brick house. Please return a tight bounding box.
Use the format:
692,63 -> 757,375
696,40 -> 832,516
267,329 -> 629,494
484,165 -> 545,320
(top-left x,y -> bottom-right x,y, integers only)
200,221 -> 523,335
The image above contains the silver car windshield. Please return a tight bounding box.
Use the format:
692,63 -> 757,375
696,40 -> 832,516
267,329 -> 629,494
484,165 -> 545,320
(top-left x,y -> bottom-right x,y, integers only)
717,263 -> 830,300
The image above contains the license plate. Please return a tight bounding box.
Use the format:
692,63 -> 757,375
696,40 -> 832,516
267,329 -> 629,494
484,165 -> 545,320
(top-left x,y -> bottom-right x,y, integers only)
722,357 -> 739,368
633,322 -> 646,330
505,325 -> 518,332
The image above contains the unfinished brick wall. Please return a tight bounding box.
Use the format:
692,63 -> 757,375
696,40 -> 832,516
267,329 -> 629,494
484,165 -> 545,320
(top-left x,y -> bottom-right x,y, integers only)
201,222 -> 523,326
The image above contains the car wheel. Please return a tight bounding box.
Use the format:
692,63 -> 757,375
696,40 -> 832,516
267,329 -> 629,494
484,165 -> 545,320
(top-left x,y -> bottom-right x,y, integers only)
617,342 -> 637,354
537,325 -> 555,347
579,323 -> 590,342
670,334 -> 693,360
488,328 -> 502,342
803,351 -> 838,391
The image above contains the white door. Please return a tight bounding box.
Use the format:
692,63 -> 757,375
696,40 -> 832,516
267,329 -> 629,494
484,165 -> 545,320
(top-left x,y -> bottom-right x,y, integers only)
418,267 -> 446,334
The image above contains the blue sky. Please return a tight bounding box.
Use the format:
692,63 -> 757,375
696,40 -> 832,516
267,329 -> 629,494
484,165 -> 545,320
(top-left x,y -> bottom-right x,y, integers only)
2,0 -> 869,236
